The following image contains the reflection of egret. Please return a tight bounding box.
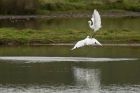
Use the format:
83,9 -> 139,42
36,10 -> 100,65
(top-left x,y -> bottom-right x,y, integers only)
72,36 -> 102,50
73,67 -> 101,92
88,9 -> 101,34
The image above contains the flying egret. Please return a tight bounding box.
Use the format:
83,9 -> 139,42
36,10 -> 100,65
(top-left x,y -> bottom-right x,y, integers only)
72,36 -> 102,50
88,9 -> 101,35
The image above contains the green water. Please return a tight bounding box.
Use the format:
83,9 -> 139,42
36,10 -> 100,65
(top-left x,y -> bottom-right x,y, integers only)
0,46 -> 139,93
0,46 -> 140,58
0,17 -> 140,32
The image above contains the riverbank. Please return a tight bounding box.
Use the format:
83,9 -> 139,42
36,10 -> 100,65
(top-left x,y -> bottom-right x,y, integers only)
31,43 -> 140,47
0,10 -> 139,46
0,27 -> 140,46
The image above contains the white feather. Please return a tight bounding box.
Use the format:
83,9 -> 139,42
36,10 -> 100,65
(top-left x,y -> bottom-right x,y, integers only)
72,36 -> 102,50
88,9 -> 101,32
71,40 -> 86,50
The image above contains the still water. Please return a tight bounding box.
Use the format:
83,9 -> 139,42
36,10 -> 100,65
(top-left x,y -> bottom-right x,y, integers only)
0,17 -> 140,32
0,46 -> 139,93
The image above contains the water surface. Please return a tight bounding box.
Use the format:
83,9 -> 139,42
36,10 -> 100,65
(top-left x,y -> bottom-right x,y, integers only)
0,46 -> 139,93
0,17 -> 140,32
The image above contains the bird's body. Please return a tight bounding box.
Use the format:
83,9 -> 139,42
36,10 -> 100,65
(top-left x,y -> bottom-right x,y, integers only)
88,9 -> 101,32
72,36 -> 102,50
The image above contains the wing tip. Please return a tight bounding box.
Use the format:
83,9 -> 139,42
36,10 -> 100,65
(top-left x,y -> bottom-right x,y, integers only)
71,47 -> 75,50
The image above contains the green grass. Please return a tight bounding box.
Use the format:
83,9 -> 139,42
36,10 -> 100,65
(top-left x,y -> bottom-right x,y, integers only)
0,27 -> 140,45
39,0 -> 140,12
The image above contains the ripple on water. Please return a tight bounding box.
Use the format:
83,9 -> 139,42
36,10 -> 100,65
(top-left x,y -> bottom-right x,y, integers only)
0,57 -> 138,63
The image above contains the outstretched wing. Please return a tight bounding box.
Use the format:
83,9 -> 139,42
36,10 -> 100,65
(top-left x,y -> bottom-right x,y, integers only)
91,11 -> 95,25
71,40 -> 85,50
71,37 -> 102,50
93,9 -> 101,31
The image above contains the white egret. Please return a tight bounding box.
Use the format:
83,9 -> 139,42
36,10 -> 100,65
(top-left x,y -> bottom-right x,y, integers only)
72,36 -> 102,50
88,9 -> 101,32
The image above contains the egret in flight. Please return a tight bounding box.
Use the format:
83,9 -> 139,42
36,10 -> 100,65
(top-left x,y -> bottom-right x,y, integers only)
72,36 -> 102,50
72,9 -> 102,50
88,9 -> 101,35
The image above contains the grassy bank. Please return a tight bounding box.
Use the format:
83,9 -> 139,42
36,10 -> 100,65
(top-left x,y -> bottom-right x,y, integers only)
0,27 -> 140,45
39,0 -> 140,13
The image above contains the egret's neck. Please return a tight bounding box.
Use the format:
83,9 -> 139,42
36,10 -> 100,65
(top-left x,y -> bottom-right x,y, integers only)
88,21 -> 92,28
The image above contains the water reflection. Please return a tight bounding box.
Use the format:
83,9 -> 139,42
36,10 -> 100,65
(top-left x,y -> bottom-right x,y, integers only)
0,19 -> 39,29
0,46 -> 140,58
73,67 -> 101,93
0,59 -> 140,93
1,85 -> 140,93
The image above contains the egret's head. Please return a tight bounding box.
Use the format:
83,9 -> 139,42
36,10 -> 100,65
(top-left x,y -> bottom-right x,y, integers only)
94,9 -> 97,12
87,36 -> 90,38
88,20 -> 91,24
92,38 -> 102,46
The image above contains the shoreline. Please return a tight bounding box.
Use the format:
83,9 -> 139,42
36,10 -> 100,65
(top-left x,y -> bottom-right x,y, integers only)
32,43 -> 140,46
1,43 -> 140,47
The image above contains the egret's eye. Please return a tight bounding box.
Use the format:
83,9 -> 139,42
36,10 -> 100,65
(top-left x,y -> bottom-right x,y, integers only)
95,42 -> 97,44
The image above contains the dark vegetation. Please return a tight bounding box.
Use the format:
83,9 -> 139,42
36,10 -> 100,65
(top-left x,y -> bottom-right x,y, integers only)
40,0 -> 140,12
0,0 -> 39,14
0,0 -> 140,15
